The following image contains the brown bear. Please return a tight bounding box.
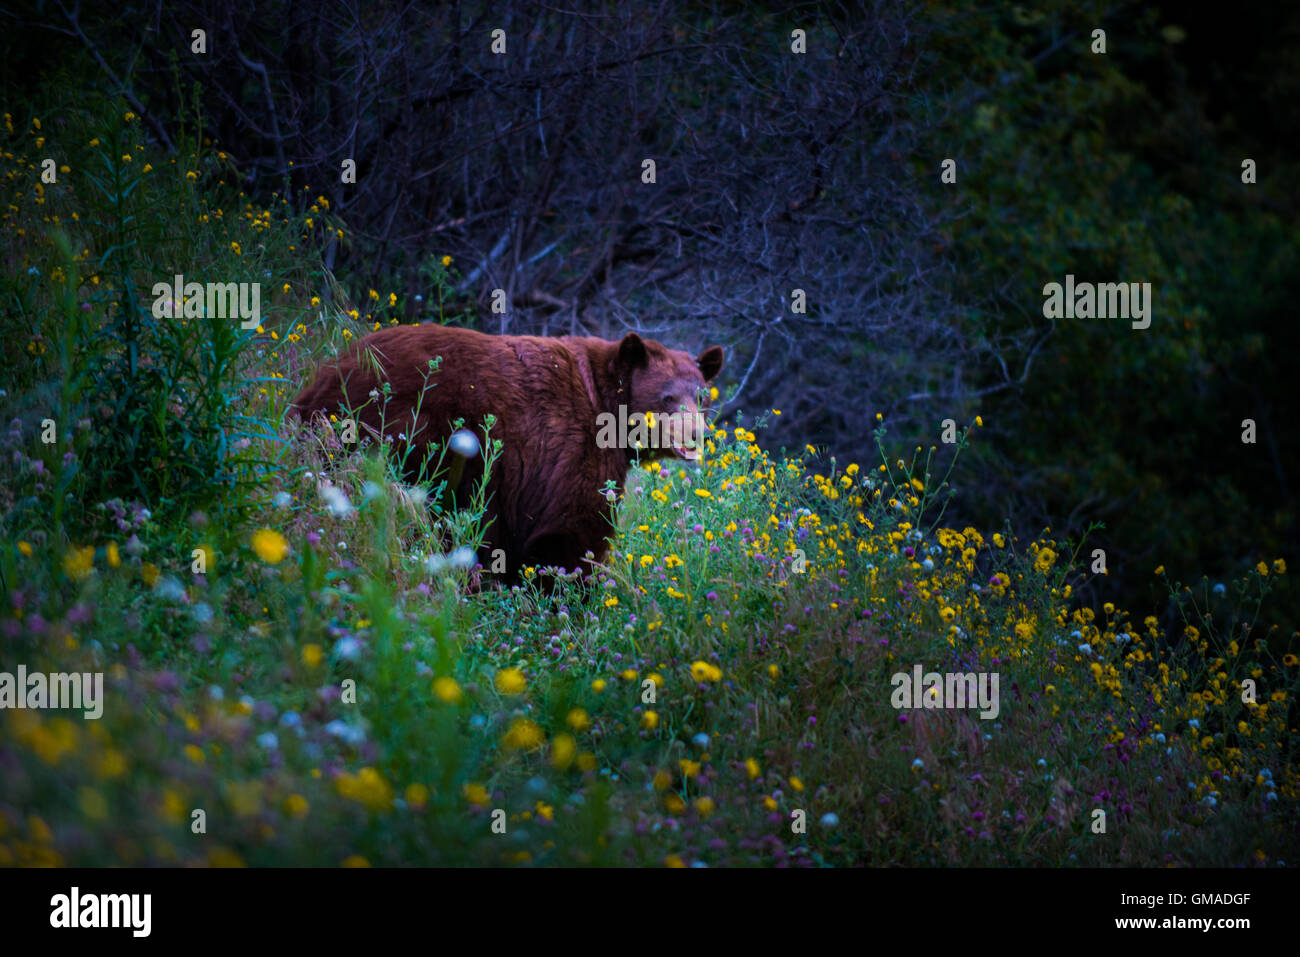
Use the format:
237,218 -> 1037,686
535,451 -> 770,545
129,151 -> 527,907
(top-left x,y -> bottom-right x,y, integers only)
290,324 -> 723,581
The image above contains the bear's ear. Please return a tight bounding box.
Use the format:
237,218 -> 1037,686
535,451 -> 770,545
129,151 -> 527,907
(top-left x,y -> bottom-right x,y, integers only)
696,345 -> 724,382
616,332 -> 648,370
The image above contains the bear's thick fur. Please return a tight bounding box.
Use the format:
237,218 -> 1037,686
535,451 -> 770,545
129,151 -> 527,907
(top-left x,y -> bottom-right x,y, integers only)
291,324 -> 723,580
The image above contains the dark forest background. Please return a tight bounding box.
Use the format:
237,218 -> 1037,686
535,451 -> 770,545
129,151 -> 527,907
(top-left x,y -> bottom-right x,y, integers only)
3,0 -> 1297,626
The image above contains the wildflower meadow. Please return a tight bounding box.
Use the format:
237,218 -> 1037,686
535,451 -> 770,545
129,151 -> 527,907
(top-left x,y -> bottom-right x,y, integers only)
1,3 -> 1298,883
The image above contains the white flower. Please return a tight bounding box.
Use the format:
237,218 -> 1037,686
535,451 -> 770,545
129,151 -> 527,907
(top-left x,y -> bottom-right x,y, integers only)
320,483 -> 353,517
449,429 -> 480,458
153,576 -> 187,602
449,546 -> 477,570
326,719 -> 352,739
333,636 -> 361,660
272,491 -> 292,508
257,732 -> 278,750
324,720 -> 365,745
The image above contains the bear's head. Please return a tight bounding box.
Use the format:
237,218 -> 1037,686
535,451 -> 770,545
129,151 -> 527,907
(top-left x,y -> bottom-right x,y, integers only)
609,332 -> 724,462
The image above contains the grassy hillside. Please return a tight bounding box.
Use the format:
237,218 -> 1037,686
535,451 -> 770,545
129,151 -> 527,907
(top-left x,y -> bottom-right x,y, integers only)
1,104 -> 1296,867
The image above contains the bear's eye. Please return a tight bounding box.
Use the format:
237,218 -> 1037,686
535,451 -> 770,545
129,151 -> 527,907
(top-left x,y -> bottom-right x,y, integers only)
661,392 -> 681,408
